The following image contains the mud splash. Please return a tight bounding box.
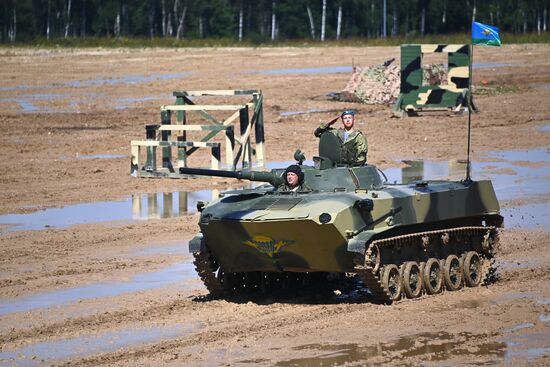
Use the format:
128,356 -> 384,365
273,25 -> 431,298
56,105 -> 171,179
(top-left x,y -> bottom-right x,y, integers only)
385,149 -> 550,230
386,148 -> 550,201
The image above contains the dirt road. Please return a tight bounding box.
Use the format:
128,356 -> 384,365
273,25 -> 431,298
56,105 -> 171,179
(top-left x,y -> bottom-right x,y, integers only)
0,45 -> 549,366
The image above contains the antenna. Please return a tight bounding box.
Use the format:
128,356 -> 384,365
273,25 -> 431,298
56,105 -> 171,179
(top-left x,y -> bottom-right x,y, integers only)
465,43 -> 474,182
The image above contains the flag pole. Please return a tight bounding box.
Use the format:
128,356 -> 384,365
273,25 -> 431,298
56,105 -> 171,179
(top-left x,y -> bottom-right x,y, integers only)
466,30 -> 474,182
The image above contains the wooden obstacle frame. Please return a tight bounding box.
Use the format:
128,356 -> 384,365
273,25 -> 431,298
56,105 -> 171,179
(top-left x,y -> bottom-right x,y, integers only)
131,89 -> 265,178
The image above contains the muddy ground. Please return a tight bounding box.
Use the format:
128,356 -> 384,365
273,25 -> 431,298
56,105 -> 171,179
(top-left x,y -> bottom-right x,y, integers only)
0,45 -> 549,366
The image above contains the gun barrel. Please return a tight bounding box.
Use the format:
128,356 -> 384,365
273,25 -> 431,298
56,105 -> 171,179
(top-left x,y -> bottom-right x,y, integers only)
179,167 -> 283,186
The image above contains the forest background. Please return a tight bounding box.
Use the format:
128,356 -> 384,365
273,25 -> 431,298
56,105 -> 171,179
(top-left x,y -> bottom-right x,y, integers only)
1,0 -> 548,46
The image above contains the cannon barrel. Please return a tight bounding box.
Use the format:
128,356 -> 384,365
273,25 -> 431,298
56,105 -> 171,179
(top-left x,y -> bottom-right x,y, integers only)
179,167 -> 283,186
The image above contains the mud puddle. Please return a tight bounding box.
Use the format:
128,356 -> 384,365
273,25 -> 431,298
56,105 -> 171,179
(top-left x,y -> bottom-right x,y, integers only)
501,202 -> 550,230
507,323 -> 536,333
0,72 -> 191,92
0,73 -> 185,112
0,92 -> 97,113
0,190 -> 214,233
484,147 -> 549,163
132,241 -> 190,257
492,291 -> 539,305
502,330 -> 550,364
2,93 -> 173,114
0,322 -> 201,366
385,149 -> 550,229
273,331 -> 505,366
387,148 -> 550,197
0,159 -> 308,232
497,258 -> 544,271
0,259 -> 197,316
539,124 -> 550,132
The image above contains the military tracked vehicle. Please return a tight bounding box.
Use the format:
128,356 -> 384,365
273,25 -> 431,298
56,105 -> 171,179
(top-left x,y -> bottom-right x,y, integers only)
184,133 -> 502,303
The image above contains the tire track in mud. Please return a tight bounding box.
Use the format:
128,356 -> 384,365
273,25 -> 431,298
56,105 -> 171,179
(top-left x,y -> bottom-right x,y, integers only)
54,302 -> 367,366
4,236 -> 548,362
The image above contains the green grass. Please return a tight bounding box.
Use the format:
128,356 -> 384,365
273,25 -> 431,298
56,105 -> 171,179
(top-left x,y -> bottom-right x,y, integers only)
1,32 -> 549,49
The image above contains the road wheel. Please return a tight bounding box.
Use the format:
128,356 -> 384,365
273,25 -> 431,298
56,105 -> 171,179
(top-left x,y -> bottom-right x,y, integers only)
443,255 -> 463,291
366,244 -> 381,274
423,258 -> 443,295
463,251 -> 482,287
402,261 -> 423,298
381,264 -> 402,302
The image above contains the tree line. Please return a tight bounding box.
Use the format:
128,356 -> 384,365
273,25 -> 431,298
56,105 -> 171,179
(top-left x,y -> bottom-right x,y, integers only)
1,0 -> 548,43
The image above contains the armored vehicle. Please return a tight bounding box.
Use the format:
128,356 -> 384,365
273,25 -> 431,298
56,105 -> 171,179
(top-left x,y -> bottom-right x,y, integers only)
184,133 -> 502,303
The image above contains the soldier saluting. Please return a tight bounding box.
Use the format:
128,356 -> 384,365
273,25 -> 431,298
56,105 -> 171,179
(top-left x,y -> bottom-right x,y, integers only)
314,110 -> 368,165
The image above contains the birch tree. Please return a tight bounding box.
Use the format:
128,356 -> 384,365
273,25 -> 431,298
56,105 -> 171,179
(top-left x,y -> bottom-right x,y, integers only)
64,0 -> 72,38
174,0 -> 187,40
392,0 -> 398,37
47,0 -> 51,39
306,3 -> 316,39
320,0 -> 326,41
161,0 -> 166,36
271,1 -> 276,41
148,0 -> 155,38
336,4 -> 342,40
239,3 -> 244,41
9,5 -> 16,42
382,0 -> 387,38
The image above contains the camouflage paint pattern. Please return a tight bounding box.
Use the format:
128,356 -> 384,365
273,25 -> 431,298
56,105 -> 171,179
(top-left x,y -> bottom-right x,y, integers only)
394,44 -> 472,115
187,133 -> 502,301
191,164 -> 501,274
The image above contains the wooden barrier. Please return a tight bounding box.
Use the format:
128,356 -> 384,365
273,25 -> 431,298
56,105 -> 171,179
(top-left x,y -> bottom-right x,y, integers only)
131,89 -> 265,178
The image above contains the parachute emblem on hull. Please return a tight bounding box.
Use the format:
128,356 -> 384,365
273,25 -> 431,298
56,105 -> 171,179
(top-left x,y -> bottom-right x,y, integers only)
243,235 -> 295,257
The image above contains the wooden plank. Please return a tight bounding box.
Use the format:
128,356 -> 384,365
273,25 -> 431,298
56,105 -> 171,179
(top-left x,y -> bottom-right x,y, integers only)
162,105 -> 247,111
222,109 -> 242,126
132,140 -> 220,148
180,95 -> 221,125
185,108 -> 242,157
233,109 -> 254,168
211,145 -> 221,170
253,93 -> 265,167
158,125 -> 232,131
173,89 -> 260,97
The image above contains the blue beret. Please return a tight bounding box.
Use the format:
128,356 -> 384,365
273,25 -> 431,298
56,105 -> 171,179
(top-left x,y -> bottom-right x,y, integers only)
341,110 -> 355,117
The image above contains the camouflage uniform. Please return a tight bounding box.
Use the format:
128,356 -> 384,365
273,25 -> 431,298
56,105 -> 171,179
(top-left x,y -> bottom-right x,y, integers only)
277,183 -> 312,192
314,124 -> 368,165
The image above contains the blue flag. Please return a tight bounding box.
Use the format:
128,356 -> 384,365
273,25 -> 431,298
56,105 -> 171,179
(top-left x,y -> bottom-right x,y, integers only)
472,21 -> 501,46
